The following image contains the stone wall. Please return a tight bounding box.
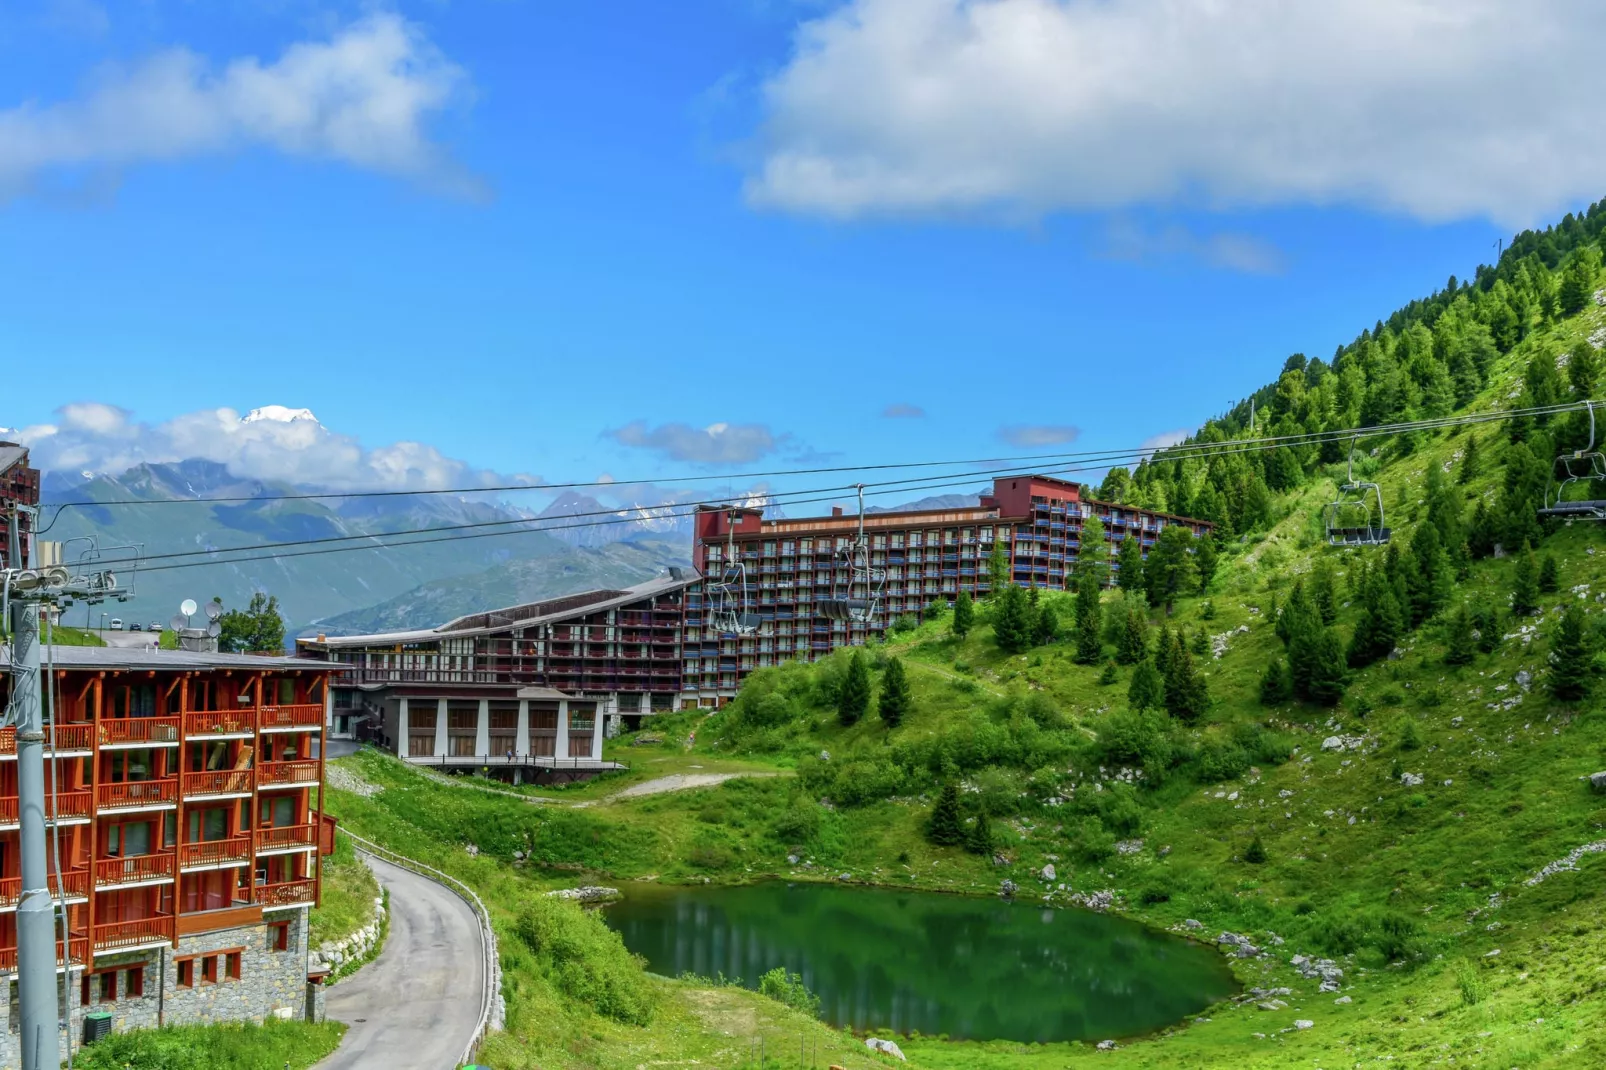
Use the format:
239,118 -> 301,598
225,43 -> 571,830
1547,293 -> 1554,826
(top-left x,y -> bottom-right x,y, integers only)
0,909 -> 313,1063
310,879 -> 386,979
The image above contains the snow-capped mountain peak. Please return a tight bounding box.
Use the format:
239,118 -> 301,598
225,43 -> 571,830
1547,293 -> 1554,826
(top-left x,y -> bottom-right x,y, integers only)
242,406 -> 321,426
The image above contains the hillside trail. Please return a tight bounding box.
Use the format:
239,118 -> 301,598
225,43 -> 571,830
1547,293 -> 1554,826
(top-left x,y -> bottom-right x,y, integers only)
405,763 -> 782,808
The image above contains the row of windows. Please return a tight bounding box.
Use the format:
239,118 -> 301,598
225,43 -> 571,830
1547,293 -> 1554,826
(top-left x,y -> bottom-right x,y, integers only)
78,923 -> 290,1005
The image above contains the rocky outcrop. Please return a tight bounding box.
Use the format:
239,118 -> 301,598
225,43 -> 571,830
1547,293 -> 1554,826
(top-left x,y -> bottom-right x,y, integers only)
546,885 -> 622,904
865,1037 -> 906,1060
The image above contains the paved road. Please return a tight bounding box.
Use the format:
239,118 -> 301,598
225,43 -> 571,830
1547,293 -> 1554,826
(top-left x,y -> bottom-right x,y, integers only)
318,856 -> 485,1070
96,631 -> 163,650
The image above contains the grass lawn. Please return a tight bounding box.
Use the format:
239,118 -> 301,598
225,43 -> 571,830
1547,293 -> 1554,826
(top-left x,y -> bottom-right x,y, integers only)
309,831 -> 381,946
75,1019 -> 345,1070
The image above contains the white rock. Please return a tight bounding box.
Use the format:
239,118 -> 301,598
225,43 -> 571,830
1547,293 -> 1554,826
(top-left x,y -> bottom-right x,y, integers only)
1294,1019 -> 1314,1030
865,1038 -> 906,1061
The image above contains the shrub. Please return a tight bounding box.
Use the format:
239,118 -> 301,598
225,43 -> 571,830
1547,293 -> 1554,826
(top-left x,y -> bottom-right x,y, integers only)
1396,714 -> 1423,751
772,793 -> 823,844
1455,961 -> 1487,1006
513,896 -> 657,1025
758,966 -> 822,1017
1096,708 -> 1174,769
1244,834 -> 1267,864
1196,740 -> 1251,783
1073,816 -> 1115,862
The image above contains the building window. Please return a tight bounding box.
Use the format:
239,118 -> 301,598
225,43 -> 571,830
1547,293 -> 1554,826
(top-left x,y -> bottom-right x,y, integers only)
124,966 -> 144,998
201,955 -> 218,985
226,951 -> 242,981
270,921 -> 291,952
177,958 -> 194,988
98,971 -> 117,1003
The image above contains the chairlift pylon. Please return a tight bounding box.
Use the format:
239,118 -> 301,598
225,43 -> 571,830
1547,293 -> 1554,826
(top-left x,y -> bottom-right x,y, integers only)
705,509 -> 759,636
817,485 -> 887,626
1538,400 -> 1606,520
1322,437 -> 1391,547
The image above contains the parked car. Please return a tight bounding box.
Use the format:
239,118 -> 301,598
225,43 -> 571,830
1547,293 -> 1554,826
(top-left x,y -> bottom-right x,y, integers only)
108,619 -> 123,631
129,623 -> 143,632
149,621 -> 163,632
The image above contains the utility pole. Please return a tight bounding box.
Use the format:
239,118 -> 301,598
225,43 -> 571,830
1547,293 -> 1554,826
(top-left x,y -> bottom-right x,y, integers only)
5,508 -> 121,1070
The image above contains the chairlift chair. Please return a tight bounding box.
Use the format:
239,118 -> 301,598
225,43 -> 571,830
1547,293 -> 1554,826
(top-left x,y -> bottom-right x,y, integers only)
817,485 -> 887,626
1323,438 -> 1391,547
704,509 -> 759,636
1538,400 -> 1606,520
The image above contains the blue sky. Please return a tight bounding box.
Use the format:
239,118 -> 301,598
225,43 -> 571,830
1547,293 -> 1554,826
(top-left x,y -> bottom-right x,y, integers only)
2,0 -> 1600,508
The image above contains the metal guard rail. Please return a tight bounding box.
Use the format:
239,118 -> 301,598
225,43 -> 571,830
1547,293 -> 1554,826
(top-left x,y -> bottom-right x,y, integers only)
339,829 -> 501,1068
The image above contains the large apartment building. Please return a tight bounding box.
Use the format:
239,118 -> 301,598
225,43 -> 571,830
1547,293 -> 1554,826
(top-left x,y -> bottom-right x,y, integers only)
295,574 -> 699,783
0,645 -> 336,1055
685,474 -> 1211,697
0,441 -> 39,570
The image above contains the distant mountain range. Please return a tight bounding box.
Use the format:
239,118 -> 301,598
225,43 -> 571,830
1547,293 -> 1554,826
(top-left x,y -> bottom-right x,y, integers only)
868,492 -> 981,513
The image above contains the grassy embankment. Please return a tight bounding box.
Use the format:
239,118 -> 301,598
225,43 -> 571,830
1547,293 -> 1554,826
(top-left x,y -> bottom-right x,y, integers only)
74,1019 -> 345,1069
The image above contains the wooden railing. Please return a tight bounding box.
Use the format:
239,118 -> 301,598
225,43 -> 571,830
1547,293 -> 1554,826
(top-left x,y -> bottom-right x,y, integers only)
258,760 -> 319,788
100,717 -> 181,746
0,723 -> 96,755
97,780 -> 178,810
256,824 -> 318,852
0,869 -> 90,908
180,837 -> 252,869
93,917 -> 173,951
0,936 -> 89,973
96,852 -> 176,887
258,704 -> 323,730
182,769 -> 254,798
184,710 -> 256,737
257,879 -> 316,907
1,790 -> 99,824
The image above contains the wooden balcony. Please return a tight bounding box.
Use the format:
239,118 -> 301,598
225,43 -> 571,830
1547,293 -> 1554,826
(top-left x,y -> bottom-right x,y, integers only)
184,710 -> 256,738
258,704 -> 323,731
0,868 -> 91,909
97,779 -> 178,811
258,760 -> 320,790
0,790 -> 93,827
0,935 -> 89,974
180,837 -> 253,870
182,769 -> 254,799
100,717 -> 181,747
0,723 -> 95,757
256,823 -> 319,853
93,916 -> 174,953
96,852 -> 176,888
257,879 -> 316,908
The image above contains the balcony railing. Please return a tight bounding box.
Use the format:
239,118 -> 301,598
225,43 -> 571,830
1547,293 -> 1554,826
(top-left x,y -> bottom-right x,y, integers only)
0,723 -> 96,756
258,704 -> 323,731
96,852 -> 176,887
182,769 -> 254,798
258,761 -> 319,788
98,780 -> 179,810
180,837 -> 253,869
0,790 -> 94,825
184,710 -> 256,737
257,879 -> 316,907
256,823 -> 319,852
93,917 -> 173,952
0,936 -> 89,973
100,717 -> 181,746
0,869 -> 90,908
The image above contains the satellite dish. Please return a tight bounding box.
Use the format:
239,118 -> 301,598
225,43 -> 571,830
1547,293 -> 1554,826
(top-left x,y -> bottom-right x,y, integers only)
204,599 -> 224,621
206,621 -> 222,639
168,614 -> 187,633
180,598 -> 199,618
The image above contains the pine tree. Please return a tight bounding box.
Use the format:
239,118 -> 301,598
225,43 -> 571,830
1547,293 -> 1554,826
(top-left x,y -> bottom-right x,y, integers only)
1473,601 -> 1503,654
1190,627 -> 1209,656
1548,604 -> 1594,702
1078,515 -> 1109,589
1194,534 -> 1219,595
1468,498 -> 1497,559
1302,626 -> 1349,705
1128,658 -> 1164,711
1558,248 -> 1598,316
951,590 -> 974,638
1512,541 -> 1540,617
1311,560 -> 1339,625
993,584 -> 1031,654
964,813 -> 995,856
1458,434 -> 1481,485
838,650 -> 871,726
986,540 -> 1010,598
1437,603 -> 1473,665
1155,624 -> 1178,679
1098,659 -> 1119,685
1074,573 -> 1101,664
1244,834 -> 1268,865
1259,658 -> 1292,705
1144,525 -> 1199,615
1035,602 -> 1060,647
1424,463 -> 1466,563
1117,606 -> 1148,665
1116,534 -> 1145,594
925,783 -> 964,846
1538,554 -> 1560,594
1405,522 -> 1452,626
1348,567 -> 1405,668
1569,340 -> 1601,400
1163,644 -> 1209,723
877,657 -> 911,727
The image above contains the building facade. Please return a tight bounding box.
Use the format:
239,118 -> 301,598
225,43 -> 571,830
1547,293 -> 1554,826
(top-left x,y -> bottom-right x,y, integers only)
295,574 -> 701,782
0,646 -> 336,1056
685,474 -> 1211,698
0,442 -> 39,571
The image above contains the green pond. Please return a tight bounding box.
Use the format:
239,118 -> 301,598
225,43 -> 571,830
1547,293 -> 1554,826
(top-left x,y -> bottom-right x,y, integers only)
603,881 -> 1237,1043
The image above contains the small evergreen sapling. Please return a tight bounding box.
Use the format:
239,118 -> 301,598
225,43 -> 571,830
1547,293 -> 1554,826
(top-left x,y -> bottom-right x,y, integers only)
925,783 -> 964,846
1538,554 -> 1560,594
1098,659 -> 1119,686
1117,607 -> 1149,665
951,590 -> 974,638
1244,834 -> 1268,865
1444,604 -> 1476,665
1128,658 -> 1165,711
1259,658 -> 1292,705
1511,541 -> 1540,616
1548,604 -> 1594,702
877,657 -> 911,727
964,813 -> 994,856
838,650 -> 871,726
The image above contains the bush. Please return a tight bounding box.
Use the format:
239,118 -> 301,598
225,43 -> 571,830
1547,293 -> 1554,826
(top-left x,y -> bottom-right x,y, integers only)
1455,961 -> 1487,1006
1244,834 -> 1267,864
1073,815 -> 1115,862
513,896 -> 658,1025
772,793 -> 823,844
758,966 -> 822,1017
1096,708 -> 1174,769
1196,739 -> 1251,783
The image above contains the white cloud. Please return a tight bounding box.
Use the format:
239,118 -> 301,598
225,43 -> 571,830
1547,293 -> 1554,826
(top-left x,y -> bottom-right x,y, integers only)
1140,427 -> 1193,452
748,0 -> 1606,226
605,420 -> 781,465
1101,219 -> 1286,276
15,403 -> 539,492
0,13 -> 480,201
998,424 -> 1080,448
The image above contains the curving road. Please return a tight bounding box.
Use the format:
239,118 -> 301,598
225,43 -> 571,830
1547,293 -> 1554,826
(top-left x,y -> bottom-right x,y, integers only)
318,856 -> 485,1070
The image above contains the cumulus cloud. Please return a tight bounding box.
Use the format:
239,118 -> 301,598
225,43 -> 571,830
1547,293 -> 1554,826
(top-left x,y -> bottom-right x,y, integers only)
1101,219 -> 1287,275
881,403 -> 925,418
1140,427 -> 1193,452
0,13 -> 480,202
14,403 -> 537,492
998,424 -> 1080,448
605,420 -> 781,465
747,0 -> 1606,226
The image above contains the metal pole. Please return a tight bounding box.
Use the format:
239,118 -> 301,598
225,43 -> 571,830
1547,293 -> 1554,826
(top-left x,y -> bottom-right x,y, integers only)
12,595 -> 63,1070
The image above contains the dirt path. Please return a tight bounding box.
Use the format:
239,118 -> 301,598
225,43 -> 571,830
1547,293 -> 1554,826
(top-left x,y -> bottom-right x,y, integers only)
571,771 -> 780,807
